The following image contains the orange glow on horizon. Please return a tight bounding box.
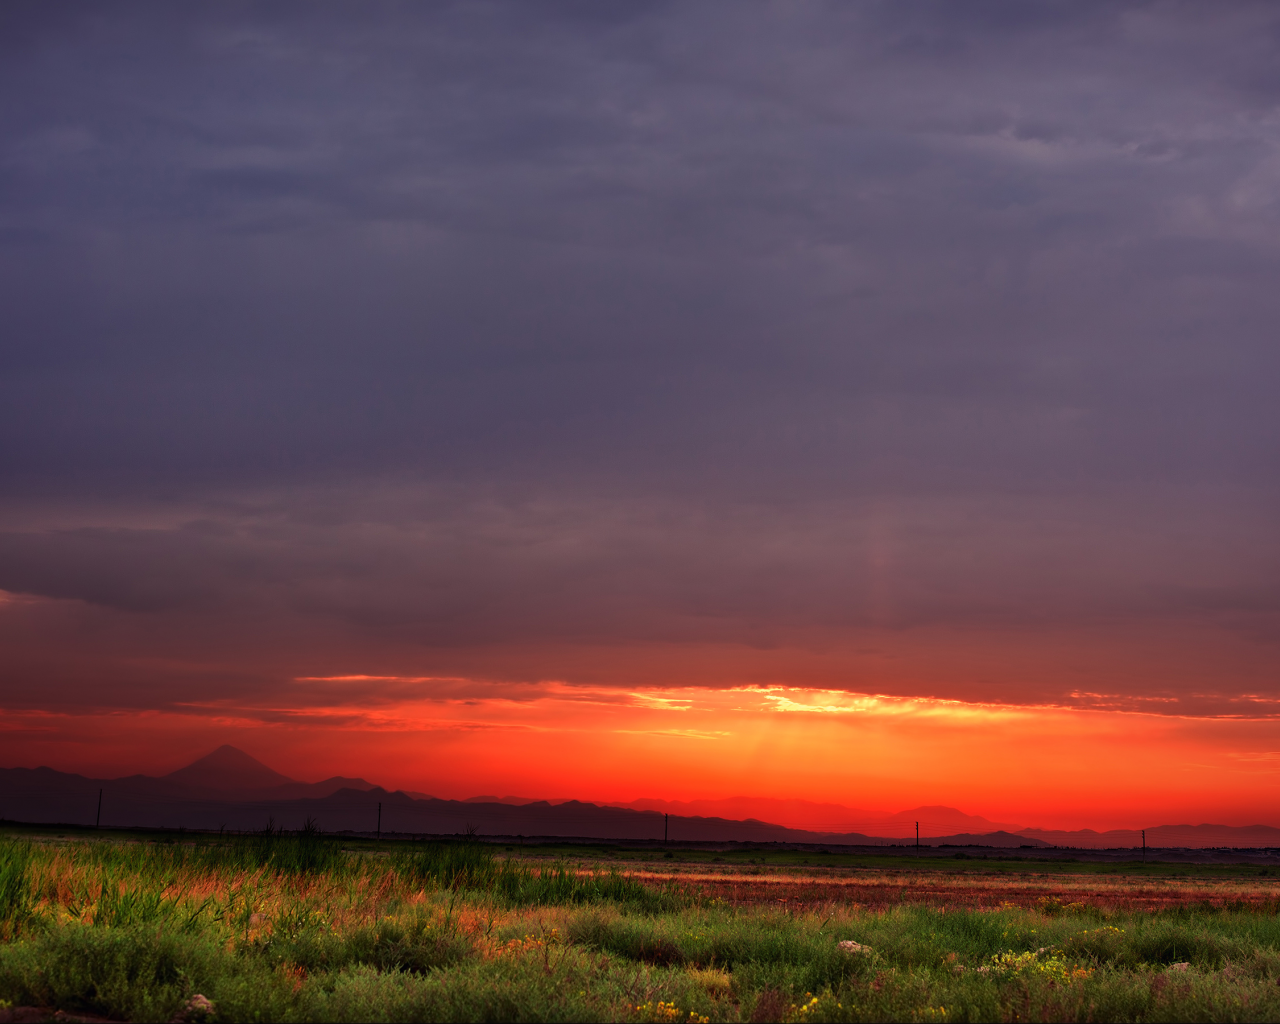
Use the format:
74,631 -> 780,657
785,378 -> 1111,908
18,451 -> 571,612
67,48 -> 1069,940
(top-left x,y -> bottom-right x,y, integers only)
5,680 -> 1280,833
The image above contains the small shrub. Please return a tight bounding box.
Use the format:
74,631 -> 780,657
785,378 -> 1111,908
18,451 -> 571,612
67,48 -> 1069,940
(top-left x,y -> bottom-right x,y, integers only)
0,923 -> 295,1023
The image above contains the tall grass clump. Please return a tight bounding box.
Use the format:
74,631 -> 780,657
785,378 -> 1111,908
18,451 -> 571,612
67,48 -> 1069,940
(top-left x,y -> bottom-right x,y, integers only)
397,838 -> 506,891
0,840 -> 31,938
493,861 -> 674,910
47,819 -> 350,884
92,884 -> 183,931
253,817 -> 345,876
395,838 -> 673,909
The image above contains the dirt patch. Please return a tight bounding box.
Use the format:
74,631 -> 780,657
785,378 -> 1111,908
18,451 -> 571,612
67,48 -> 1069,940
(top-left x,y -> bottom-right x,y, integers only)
624,867 -> 1280,912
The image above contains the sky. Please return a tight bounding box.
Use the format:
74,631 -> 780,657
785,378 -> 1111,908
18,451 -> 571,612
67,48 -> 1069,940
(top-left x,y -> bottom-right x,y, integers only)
2,2 -> 1278,830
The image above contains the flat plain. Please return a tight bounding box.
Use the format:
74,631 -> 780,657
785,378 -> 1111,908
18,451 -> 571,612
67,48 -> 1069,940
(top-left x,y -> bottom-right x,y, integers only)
523,846 -> 1280,912
3,825 -> 1280,1022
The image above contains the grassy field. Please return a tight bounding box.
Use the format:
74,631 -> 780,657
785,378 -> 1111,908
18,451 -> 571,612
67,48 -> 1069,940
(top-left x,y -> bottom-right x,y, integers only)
2,828 -> 1280,1022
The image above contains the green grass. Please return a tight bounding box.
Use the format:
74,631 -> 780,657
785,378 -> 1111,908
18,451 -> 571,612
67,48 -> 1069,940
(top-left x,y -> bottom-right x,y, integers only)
0,839 -> 31,938
2,833 -> 1280,1021
392,839 -> 676,910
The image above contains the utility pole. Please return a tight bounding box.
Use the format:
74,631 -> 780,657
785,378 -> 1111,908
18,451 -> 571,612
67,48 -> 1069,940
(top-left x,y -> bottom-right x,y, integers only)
95,789 -> 103,829
377,802 -> 382,840
1142,829 -> 1146,865
664,813 -> 668,843
916,821 -> 919,852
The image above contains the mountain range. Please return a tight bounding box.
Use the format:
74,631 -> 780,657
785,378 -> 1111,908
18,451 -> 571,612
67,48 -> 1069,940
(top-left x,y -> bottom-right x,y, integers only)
3,745 -> 1278,850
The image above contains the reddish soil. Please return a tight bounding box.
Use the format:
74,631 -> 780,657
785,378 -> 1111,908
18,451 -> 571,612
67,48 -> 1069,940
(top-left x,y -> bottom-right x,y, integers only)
622,867 -> 1280,912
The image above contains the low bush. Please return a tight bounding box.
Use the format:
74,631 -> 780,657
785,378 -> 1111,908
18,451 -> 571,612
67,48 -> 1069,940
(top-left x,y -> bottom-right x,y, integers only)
0,923 -> 295,1023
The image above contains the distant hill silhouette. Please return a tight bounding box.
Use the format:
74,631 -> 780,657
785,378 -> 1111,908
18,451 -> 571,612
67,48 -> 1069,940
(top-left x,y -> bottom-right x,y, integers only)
2,746 -> 1276,849
1018,824 -> 1280,849
616,797 -> 1024,836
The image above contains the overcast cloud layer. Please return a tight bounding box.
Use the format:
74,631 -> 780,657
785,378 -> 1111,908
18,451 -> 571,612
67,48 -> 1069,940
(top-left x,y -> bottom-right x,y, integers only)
2,2 -> 1278,723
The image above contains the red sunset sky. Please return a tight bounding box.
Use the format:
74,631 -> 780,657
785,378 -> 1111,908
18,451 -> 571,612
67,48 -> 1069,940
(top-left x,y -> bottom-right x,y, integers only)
2,5 -> 1278,832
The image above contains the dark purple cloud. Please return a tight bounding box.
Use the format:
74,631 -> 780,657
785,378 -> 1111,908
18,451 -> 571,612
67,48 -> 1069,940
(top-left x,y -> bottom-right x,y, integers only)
1,2 -> 1277,716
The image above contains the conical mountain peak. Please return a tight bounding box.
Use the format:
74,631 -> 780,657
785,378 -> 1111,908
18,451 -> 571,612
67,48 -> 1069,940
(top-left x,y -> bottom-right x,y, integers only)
163,744 -> 296,792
